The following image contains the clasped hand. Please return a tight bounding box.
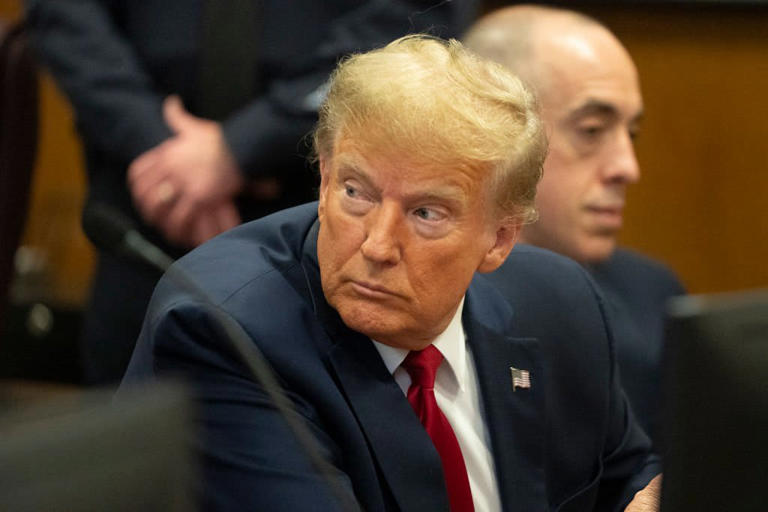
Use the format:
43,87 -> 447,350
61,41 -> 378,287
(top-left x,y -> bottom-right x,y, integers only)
128,95 -> 244,248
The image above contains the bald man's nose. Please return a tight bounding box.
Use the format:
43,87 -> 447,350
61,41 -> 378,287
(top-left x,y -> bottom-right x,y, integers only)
603,130 -> 640,184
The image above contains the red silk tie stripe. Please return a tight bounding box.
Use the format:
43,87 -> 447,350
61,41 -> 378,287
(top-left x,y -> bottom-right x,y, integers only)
402,345 -> 474,512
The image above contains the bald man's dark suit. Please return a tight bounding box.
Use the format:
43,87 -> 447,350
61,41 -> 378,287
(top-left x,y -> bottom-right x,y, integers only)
589,249 -> 685,446
123,203 -> 658,511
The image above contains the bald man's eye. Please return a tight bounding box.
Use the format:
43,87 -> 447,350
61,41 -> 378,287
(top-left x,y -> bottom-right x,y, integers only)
577,123 -> 606,139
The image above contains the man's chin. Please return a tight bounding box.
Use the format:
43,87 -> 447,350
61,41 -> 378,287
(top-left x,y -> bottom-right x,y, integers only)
334,302 -> 433,350
574,234 -> 617,264
336,301 -> 398,338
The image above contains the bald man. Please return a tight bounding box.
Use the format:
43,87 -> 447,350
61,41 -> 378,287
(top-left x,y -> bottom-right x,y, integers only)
466,5 -> 684,447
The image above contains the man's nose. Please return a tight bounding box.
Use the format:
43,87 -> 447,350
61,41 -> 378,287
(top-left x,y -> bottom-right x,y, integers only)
360,202 -> 402,265
603,129 -> 640,184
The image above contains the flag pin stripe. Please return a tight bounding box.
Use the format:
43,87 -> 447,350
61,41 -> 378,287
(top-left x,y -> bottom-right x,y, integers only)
510,367 -> 531,391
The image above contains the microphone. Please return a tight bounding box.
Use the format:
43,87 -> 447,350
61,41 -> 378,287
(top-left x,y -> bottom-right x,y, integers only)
82,203 -> 174,272
84,204 -> 357,512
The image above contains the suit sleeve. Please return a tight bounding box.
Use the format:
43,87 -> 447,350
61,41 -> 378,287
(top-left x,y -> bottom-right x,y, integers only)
661,264 -> 686,297
25,0 -> 171,165
594,295 -> 662,511
124,299 -> 361,511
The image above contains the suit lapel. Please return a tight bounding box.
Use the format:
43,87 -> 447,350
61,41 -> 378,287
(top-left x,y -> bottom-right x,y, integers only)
327,333 -> 451,512
300,221 -> 450,512
464,277 -> 547,511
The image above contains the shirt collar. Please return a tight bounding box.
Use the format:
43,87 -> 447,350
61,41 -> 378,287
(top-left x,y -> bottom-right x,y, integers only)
372,297 -> 467,391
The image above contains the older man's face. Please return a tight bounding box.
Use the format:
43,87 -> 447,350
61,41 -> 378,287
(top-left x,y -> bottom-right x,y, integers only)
521,28 -> 642,263
316,137 -> 517,350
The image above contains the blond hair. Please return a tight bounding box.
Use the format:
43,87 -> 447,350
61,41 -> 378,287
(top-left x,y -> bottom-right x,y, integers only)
312,35 -> 546,224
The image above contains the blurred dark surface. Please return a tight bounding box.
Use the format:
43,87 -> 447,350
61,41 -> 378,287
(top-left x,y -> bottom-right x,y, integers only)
0,19 -> 38,335
0,381 -> 195,512
0,302 -> 82,384
662,289 -> 768,510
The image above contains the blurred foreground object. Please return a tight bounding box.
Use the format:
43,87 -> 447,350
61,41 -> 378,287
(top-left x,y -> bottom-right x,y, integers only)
662,289 -> 768,511
0,380 -> 195,511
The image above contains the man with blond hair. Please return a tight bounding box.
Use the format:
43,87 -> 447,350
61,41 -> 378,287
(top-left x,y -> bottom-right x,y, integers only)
465,5 -> 685,447
124,35 -> 660,511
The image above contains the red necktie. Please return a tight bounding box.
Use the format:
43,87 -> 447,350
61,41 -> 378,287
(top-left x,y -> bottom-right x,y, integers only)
402,345 -> 474,512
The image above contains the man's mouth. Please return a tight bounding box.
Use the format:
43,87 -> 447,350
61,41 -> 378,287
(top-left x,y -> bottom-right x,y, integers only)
584,205 -> 624,228
350,280 -> 400,299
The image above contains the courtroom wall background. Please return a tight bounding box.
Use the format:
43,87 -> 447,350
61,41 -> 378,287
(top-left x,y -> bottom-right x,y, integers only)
3,0 -> 767,310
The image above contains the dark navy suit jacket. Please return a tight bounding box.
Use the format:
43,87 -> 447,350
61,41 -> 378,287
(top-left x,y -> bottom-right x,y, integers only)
588,250 -> 685,446
123,203 -> 659,511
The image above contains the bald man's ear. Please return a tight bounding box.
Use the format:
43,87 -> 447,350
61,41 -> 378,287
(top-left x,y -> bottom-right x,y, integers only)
477,221 -> 520,273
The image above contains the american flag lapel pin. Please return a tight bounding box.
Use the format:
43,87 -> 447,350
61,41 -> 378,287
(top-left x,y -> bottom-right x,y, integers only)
510,366 -> 531,392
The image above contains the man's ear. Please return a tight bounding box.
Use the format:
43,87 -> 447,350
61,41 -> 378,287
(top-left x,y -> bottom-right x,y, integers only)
477,221 -> 520,273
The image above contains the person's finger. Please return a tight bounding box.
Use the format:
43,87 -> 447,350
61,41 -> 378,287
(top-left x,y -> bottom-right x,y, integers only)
127,145 -> 165,185
163,94 -> 196,134
129,155 -> 179,222
624,475 -> 662,512
190,210 -> 221,247
133,180 -> 180,226
130,161 -> 173,201
162,195 -> 199,246
213,201 -> 241,233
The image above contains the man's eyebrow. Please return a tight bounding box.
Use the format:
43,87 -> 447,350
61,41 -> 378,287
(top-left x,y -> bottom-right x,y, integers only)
333,152 -> 362,174
336,160 -> 366,178
405,188 -> 466,205
335,158 -> 377,187
335,157 -> 465,204
567,99 -> 645,125
567,99 -> 619,121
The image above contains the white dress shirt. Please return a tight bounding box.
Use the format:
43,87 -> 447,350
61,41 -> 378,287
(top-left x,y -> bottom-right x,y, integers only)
372,298 -> 502,512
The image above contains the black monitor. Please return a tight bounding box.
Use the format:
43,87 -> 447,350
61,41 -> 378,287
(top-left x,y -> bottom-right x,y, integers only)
0,381 -> 196,511
661,288 -> 768,511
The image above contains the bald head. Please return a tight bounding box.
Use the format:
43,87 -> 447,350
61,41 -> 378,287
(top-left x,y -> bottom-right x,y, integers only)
465,6 -> 643,263
465,6 -> 638,112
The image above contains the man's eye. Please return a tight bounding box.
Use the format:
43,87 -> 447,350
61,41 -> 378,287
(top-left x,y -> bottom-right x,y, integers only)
340,181 -> 373,215
579,125 -> 604,138
413,207 -> 444,222
344,183 -> 369,202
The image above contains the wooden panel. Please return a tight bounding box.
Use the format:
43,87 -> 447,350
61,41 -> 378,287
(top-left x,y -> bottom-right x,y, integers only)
0,1 -> 21,20
3,0 -> 94,307
20,72 -> 94,306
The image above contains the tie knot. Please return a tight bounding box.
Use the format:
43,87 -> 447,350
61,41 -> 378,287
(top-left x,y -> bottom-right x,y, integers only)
402,345 -> 443,389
